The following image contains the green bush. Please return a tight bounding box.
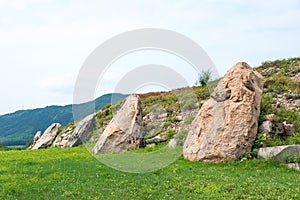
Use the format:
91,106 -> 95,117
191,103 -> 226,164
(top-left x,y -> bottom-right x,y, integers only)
195,70 -> 212,86
184,116 -> 194,125
166,129 -> 176,140
175,129 -> 189,146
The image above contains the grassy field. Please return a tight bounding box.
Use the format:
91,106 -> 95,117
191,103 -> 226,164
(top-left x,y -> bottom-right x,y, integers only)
1,146 -> 300,199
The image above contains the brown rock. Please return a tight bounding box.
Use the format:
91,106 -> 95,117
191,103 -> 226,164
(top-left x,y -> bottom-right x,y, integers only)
183,62 -> 264,162
93,95 -> 143,154
264,114 -> 277,121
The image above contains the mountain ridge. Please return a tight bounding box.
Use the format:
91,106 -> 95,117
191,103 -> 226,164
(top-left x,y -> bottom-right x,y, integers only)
0,93 -> 128,146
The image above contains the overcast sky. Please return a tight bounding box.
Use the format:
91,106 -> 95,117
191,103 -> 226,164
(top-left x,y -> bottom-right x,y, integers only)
0,0 -> 300,115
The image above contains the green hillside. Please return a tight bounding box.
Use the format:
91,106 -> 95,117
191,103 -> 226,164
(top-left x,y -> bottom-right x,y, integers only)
0,93 -> 127,146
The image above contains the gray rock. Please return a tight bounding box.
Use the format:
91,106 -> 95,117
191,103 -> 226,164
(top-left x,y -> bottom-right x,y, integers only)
283,121 -> 296,136
66,113 -> 97,147
286,163 -> 300,170
27,131 -> 42,149
259,121 -> 273,133
93,95 -> 143,154
30,123 -> 61,150
176,116 -> 183,121
274,123 -> 285,135
145,135 -> 166,144
168,138 -> 177,148
258,145 -> 300,161
157,113 -> 167,119
183,62 -> 264,162
52,113 -> 97,148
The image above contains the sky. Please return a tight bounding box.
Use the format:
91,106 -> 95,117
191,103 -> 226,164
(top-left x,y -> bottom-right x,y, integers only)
0,0 -> 300,115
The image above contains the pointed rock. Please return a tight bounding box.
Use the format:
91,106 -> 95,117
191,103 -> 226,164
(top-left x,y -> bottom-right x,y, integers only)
93,95 -> 143,154
27,131 -> 42,149
30,123 -> 61,150
53,113 -> 97,148
183,62 -> 264,162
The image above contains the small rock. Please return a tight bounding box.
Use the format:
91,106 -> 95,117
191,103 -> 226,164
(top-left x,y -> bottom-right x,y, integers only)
145,135 -> 166,144
259,121 -> 273,133
176,116 -> 183,121
168,138 -> 177,148
283,121 -> 296,136
147,143 -> 156,148
258,145 -> 300,161
286,163 -> 300,170
157,113 -> 167,119
264,114 -> 277,121
274,123 -> 285,135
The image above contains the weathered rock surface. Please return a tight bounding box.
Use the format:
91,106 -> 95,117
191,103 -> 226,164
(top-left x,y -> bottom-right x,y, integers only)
53,113 -> 97,148
93,95 -> 143,154
258,145 -> 300,161
183,62 -> 264,162
259,121 -> 273,133
27,131 -> 41,149
29,123 -> 61,150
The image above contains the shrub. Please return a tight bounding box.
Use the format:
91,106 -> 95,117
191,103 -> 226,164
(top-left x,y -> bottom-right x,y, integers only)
175,129 -> 189,146
184,116 -> 194,125
195,70 -> 212,86
166,129 -> 176,140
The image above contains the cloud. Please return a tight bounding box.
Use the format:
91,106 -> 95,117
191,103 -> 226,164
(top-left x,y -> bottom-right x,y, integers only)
0,0 -> 300,114
40,72 -> 76,94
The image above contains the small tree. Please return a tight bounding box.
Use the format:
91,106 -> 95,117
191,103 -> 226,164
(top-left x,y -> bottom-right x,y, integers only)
195,70 -> 212,86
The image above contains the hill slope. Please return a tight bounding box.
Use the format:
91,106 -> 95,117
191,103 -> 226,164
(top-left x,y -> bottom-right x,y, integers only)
0,93 -> 127,146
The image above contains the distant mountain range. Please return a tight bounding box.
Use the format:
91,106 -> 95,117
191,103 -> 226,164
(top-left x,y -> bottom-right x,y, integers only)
0,93 -> 127,146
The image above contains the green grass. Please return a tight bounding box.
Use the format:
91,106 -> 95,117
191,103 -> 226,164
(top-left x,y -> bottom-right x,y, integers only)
1,146 -> 300,199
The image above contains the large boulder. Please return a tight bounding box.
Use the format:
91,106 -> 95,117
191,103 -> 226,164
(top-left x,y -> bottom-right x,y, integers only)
93,95 -> 143,154
53,113 -> 97,148
258,145 -> 300,161
29,123 -> 61,150
183,62 -> 264,162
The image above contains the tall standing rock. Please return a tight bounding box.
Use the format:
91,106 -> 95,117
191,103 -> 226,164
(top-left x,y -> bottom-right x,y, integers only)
29,123 -> 61,150
93,95 -> 143,154
183,62 -> 264,162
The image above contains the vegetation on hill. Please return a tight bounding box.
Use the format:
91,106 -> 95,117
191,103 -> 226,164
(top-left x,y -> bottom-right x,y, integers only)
53,57 -> 300,160
254,58 -> 300,149
0,93 -> 127,146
